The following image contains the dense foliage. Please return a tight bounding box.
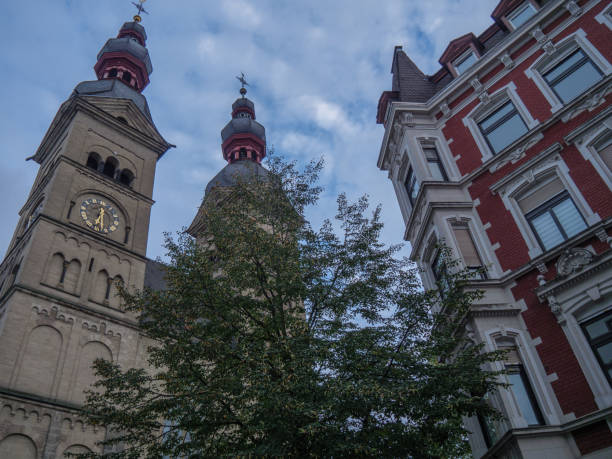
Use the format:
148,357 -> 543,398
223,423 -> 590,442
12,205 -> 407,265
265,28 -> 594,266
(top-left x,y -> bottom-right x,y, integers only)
81,156 -> 502,458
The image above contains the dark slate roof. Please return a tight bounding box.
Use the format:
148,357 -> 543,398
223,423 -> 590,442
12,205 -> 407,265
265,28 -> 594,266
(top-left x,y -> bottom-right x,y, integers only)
97,37 -> 153,74
481,27 -> 507,53
221,117 -> 266,143
72,79 -> 153,121
232,97 -> 255,112
144,259 -> 167,291
120,21 -> 147,41
205,160 -> 271,195
392,50 -> 440,103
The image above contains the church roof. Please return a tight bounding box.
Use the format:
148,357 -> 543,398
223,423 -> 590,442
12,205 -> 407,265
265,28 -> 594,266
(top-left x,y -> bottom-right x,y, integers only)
72,79 -> 153,121
144,258 -> 167,291
205,160 -> 271,195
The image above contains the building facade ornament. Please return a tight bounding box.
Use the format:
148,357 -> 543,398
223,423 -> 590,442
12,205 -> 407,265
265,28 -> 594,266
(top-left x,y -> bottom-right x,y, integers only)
561,80 -> 612,122
547,294 -> 561,316
530,26 -> 556,56
440,102 -> 451,118
489,133 -> 544,173
555,247 -> 594,277
564,0 -> 582,18
500,52 -> 514,69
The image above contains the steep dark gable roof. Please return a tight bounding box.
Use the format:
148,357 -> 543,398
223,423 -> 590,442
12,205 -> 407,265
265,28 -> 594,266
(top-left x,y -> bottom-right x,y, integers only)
392,48 -> 440,103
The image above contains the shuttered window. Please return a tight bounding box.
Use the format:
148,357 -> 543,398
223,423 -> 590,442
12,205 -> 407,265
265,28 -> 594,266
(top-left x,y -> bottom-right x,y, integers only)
453,227 -> 486,279
519,178 -> 587,250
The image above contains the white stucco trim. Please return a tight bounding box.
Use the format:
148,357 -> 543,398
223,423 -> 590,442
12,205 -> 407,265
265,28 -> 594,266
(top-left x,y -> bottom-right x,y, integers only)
595,2 -> 612,30
463,82 -> 538,163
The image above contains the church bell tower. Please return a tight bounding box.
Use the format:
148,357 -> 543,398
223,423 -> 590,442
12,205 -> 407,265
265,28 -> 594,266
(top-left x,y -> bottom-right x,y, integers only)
0,9 -> 171,457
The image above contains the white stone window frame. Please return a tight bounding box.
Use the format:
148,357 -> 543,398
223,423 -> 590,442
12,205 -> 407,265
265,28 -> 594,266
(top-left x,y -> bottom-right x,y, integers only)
595,2 -> 612,30
525,30 -> 612,114
445,216 -> 502,279
484,327 -> 563,428
416,136 -> 459,181
453,49 -> 478,76
557,287 -> 612,410
463,82 -> 538,163
395,148 -> 419,216
500,159 -> 600,259
507,1 -> 538,31
574,123 -> 612,191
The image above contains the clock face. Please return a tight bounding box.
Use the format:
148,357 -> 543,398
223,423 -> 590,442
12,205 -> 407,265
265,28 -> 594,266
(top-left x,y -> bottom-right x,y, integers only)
80,198 -> 120,234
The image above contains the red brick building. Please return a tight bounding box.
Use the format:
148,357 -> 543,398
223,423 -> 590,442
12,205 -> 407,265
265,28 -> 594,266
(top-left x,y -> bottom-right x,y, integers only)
376,1 -> 612,457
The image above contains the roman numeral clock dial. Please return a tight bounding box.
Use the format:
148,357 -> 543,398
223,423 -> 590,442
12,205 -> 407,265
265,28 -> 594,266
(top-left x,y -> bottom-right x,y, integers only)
80,198 -> 120,234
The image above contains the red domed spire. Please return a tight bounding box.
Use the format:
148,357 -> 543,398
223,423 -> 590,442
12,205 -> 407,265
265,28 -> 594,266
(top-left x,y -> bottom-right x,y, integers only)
93,19 -> 153,93
220,76 -> 267,164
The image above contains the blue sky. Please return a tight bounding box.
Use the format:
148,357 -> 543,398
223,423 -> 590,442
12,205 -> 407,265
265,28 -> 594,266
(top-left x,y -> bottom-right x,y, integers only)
0,0 -> 495,261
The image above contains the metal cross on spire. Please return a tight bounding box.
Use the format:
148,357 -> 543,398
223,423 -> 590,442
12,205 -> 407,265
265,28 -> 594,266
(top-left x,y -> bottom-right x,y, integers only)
236,72 -> 249,96
131,0 -> 149,23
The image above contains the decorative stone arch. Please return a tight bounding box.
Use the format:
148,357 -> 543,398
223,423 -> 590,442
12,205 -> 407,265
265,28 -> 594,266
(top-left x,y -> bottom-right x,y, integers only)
0,434 -> 37,459
483,326 -> 562,428
63,444 -> 93,455
13,324 -> 63,398
70,340 -> 113,405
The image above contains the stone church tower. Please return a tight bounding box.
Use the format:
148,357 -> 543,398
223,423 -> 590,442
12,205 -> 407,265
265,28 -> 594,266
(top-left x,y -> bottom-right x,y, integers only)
0,14 -> 171,458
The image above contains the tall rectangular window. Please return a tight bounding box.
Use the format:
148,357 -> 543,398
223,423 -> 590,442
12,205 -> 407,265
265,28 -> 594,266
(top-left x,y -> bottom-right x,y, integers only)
498,342 -> 544,426
543,49 -> 603,104
478,101 -> 528,154
423,147 -> 448,181
453,227 -> 486,279
404,167 -> 419,205
508,3 -> 536,29
582,310 -> 612,386
520,179 -> 587,250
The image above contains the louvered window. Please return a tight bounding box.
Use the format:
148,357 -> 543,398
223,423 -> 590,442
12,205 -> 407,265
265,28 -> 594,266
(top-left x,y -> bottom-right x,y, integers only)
519,178 -> 587,250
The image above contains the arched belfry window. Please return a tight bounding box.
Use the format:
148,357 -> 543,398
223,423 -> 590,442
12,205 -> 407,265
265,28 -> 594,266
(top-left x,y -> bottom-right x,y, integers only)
119,169 -> 134,187
86,152 -> 102,171
108,68 -> 118,78
122,72 -> 132,84
239,148 -> 247,160
103,157 -> 119,179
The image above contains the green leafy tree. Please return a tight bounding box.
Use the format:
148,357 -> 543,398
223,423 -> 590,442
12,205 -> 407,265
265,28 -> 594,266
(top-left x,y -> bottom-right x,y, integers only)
81,155 -> 503,458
